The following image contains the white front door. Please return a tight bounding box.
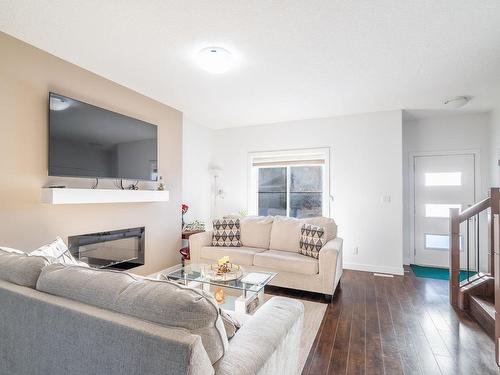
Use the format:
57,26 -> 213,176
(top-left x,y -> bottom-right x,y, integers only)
413,154 -> 476,268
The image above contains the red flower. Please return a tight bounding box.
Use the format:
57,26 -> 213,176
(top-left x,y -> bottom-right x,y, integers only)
181,203 -> 189,214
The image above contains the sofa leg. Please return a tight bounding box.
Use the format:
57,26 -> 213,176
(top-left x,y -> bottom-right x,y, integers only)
324,294 -> 333,303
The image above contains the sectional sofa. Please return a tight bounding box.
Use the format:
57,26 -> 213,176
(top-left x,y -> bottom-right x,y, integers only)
190,215 -> 343,299
0,248 -> 304,375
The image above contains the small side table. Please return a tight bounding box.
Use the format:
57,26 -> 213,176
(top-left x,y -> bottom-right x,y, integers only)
182,229 -> 205,240
180,230 -> 205,265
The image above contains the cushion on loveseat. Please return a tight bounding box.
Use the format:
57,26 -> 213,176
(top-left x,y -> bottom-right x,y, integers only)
201,246 -> 267,266
0,249 -> 53,288
36,264 -> 228,364
239,216 -> 274,249
269,216 -> 337,253
253,250 -> 319,275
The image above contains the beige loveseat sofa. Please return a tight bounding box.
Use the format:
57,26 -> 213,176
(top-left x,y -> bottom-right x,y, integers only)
190,216 -> 343,299
0,248 -> 304,375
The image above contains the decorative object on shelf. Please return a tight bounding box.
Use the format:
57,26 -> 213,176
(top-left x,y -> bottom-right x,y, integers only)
214,287 -> 225,303
157,176 -> 165,191
184,220 -> 205,231
181,203 -> 189,229
238,209 -> 248,217
127,181 -> 139,190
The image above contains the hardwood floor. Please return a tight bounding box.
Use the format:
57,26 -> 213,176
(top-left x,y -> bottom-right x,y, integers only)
267,267 -> 500,374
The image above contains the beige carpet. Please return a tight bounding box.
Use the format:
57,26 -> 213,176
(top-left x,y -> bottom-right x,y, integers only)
264,295 -> 327,373
296,299 -> 327,373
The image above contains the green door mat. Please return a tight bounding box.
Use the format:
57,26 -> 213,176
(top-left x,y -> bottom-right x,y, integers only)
410,264 -> 476,281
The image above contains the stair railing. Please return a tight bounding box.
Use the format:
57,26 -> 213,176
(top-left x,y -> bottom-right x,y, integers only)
450,187 -> 500,308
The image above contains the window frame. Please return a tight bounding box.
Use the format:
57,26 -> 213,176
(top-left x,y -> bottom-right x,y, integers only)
247,148 -> 330,218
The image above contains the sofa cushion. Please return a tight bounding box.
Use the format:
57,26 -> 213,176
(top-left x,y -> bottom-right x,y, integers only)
36,264 -> 228,364
0,250 -> 53,288
253,250 -> 319,275
269,216 -> 337,253
269,216 -> 303,252
201,246 -> 266,266
240,216 -> 274,249
212,218 -> 242,247
305,217 -> 337,241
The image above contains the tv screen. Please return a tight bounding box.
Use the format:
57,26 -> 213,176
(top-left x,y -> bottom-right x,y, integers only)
49,93 -> 158,181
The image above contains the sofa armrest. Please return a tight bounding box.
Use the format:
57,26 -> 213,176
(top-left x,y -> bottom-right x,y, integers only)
319,237 -> 343,295
214,297 -> 304,375
189,231 -> 213,263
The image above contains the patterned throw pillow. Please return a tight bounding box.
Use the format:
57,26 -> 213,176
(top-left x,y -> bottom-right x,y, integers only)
212,219 -> 242,247
299,224 -> 325,258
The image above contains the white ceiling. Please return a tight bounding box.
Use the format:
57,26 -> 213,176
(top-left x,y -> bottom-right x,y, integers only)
1,0 -> 500,129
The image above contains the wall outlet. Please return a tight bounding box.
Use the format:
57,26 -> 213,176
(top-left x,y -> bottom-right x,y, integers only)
353,246 -> 359,255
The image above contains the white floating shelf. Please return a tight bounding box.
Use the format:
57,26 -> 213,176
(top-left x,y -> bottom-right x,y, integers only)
41,188 -> 169,205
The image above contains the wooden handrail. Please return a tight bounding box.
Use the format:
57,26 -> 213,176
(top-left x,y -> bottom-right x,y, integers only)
458,197 -> 490,221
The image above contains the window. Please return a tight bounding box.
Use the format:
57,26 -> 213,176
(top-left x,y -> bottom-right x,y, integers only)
258,167 -> 287,216
249,149 -> 329,218
425,203 -> 462,218
425,234 -> 463,250
425,172 -> 461,186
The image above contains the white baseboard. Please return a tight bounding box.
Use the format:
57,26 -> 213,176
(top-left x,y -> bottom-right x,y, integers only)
343,262 -> 404,276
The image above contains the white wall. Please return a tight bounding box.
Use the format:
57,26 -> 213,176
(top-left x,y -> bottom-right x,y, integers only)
0,32 -> 182,276
490,109 -> 500,186
182,118 -> 214,226
211,111 -> 404,275
402,111 -> 491,265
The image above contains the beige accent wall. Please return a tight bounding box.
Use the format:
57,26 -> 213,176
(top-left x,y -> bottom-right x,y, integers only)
0,32 -> 182,276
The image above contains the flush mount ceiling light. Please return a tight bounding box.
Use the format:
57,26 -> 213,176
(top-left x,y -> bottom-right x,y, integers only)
443,96 -> 471,109
50,95 -> 71,111
197,47 -> 233,74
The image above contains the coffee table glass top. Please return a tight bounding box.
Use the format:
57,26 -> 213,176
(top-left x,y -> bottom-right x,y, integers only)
164,263 -> 277,293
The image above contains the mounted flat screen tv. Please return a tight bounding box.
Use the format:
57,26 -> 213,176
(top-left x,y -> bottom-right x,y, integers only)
48,92 -> 158,181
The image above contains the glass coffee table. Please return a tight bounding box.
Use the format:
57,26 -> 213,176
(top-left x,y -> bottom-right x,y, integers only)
163,263 -> 277,314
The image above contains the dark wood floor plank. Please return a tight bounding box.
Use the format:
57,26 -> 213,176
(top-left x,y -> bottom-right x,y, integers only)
328,284 -> 354,374
375,276 -> 405,374
346,273 -> 366,375
365,274 -> 386,375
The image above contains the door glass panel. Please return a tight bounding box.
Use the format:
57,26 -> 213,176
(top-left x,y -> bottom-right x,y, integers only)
425,172 -> 461,186
425,234 -> 463,250
425,204 -> 462,218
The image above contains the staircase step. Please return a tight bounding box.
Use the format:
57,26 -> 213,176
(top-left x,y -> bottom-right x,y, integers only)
469,295 -> 495,339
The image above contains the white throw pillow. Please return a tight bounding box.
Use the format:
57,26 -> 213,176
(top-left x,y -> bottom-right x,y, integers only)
240,216 -> 274,249
30,237 -> 89,267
